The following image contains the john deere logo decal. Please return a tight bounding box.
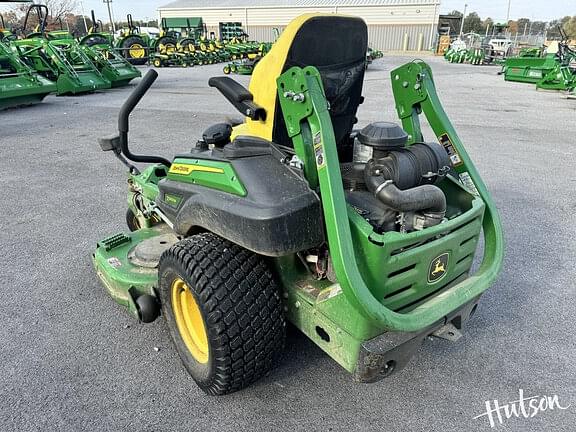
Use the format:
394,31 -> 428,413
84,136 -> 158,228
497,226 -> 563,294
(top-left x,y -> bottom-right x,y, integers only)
428,253 -> 449,284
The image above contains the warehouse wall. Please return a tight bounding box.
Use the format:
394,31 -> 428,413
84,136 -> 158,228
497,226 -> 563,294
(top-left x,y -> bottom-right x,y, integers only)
245,24 -> 433,51
159,4 -> 438,51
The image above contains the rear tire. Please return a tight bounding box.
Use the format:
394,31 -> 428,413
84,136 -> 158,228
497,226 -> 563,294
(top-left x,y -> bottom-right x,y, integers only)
82,35 -> 108,47
158,233 -> 285,395
156,36 -> 177,52
121,36 -> 148,65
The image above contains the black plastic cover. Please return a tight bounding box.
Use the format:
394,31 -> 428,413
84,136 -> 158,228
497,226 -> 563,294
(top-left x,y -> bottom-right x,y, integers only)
202,123 -> 232,147
158,151 -> 323,256
357,122 -> 408,149
223,136 -> 271,159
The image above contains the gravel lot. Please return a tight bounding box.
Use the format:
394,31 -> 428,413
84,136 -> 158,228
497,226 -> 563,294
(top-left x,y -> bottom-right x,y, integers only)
1,56 -> 575,432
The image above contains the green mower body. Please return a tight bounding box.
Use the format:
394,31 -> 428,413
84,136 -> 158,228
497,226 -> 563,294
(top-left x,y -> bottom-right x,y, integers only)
93,14 -> 503,394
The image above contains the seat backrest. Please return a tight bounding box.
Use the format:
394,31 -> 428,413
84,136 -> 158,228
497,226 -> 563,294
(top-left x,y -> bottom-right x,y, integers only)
241,14 -> 368,149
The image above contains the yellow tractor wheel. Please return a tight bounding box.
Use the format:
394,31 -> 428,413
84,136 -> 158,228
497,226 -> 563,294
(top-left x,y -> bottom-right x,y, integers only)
158,233 -> 285,395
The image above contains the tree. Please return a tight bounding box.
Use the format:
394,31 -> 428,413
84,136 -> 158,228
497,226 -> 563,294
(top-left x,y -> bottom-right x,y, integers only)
517,18 -> 530,34
463,12 -> 483,34
531,21 -> 547,34
483,17 -> 494,33
43,0 -> 78,22
67,13 -> 88,36
8,0 -> 78,30
563,16 -> 576,39
507,20 -> 519,34
449,10 -> 463,18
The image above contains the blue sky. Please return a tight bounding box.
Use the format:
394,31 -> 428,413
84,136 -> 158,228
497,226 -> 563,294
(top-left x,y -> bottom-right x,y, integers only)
2,1 -> 574,23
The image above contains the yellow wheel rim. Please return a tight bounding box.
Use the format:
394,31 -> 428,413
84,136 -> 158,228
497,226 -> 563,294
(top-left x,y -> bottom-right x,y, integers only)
129,43 -> 145,59
171,278 -> 209,363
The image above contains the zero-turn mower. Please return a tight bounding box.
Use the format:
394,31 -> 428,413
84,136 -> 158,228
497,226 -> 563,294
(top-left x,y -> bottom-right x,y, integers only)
222,43 -> 271,75
366,47 -> 383,69
93,14 -> 504,395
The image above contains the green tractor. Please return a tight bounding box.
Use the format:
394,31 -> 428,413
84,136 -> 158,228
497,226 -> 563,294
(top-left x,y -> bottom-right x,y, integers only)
114,14 -> 149,66
0,38 -> 57,109
11,4 -> 110,95
93,14 -> 503,395
151,18 -> 213,68
79,10 -> 114,47
77,11 -> 141,87
0,13 -> 15,41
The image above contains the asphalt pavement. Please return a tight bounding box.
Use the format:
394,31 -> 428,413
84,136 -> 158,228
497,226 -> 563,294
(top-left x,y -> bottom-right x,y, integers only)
1,57 -> 575,431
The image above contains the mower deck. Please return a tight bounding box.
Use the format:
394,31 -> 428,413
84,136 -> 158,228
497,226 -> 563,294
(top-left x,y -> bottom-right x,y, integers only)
93,226 -> 177,319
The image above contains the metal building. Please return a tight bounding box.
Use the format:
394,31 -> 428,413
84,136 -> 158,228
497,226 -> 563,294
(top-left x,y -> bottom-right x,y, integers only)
158,0 -> 441,52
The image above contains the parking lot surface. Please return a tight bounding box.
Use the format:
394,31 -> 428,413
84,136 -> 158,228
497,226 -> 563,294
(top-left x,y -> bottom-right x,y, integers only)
1,57 -> 575,431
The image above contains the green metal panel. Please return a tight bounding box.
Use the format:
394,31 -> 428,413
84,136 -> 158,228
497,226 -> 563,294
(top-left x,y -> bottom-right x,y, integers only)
162,17 -> 203,29
503,54 -> 558,84
168,157 -> 247,196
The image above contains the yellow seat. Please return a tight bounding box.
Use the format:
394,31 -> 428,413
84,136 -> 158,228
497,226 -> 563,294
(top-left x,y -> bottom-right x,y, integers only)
232,13 -> 368,152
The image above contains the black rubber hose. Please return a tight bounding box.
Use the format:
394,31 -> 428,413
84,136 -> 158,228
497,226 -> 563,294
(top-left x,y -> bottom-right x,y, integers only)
364,164 -> 446,215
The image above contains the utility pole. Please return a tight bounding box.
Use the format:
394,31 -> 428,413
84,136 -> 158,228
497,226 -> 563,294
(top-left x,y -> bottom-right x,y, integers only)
459,3 -> 468,36
103,0 -> 116,33
80,0 -> 88,33
506,0 -> 512,23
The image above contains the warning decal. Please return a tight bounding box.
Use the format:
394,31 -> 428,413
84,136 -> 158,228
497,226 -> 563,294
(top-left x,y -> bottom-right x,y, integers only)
313,131 -> 325,168
438,133 -> 463,166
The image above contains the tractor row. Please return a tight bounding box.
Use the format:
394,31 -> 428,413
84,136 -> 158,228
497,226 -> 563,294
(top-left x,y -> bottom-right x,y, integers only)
148,19 -> 273,69
0,5 -> 141,109
441,28 -> 575,93
0,4 -> 279,110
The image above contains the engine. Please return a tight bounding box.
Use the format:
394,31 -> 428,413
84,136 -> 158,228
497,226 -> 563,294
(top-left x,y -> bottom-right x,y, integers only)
342,122 -> 452,233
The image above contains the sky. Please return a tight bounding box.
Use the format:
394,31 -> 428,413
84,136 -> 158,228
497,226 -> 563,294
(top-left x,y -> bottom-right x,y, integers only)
1,1 -> 574,23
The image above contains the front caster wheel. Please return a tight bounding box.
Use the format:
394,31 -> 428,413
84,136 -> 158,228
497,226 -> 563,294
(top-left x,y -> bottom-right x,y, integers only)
126,208 -> 140,231
158,233 -> 285,395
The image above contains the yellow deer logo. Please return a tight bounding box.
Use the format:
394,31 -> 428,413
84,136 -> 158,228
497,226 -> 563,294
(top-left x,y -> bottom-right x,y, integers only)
432,259 -> 446,277
428,253 -> 449,283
